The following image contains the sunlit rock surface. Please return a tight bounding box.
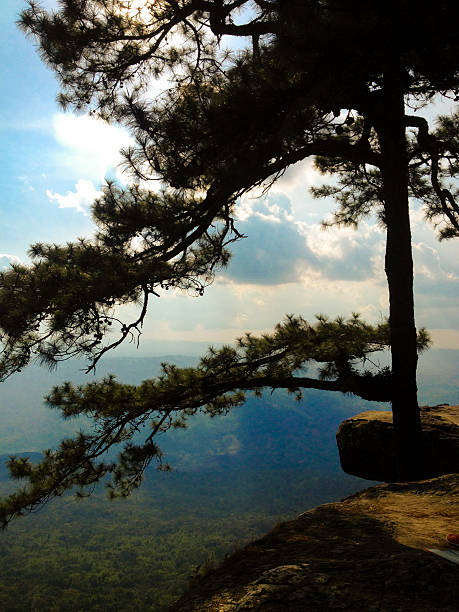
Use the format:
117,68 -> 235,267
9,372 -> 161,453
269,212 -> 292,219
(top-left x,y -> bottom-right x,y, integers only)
169,474 -> 458,611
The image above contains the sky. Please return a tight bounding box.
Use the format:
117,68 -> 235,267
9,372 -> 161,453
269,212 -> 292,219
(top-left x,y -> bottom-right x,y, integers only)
1,0 -> 458,360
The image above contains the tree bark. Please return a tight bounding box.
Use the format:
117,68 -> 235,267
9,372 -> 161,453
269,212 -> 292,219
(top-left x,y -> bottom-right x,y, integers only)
375,66 -> 424,480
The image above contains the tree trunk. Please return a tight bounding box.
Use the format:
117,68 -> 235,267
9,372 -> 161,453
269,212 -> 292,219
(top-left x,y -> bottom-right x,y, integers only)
375,67 -> 424,480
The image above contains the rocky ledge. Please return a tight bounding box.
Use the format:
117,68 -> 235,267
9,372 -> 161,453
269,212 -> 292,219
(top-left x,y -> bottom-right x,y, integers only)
336,404 -> 459,481
169,474 -> 458,611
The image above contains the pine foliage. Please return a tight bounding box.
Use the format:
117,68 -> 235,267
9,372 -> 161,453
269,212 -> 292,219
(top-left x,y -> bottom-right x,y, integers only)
0,314 -> 430,527
0,0 -> 457,519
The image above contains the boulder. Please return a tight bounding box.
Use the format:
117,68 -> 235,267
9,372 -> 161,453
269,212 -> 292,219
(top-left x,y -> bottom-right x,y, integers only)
336,404 -> 459,482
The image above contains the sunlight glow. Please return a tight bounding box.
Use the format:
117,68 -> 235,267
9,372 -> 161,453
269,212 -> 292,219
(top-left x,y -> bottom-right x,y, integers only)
120,0 -> 154,22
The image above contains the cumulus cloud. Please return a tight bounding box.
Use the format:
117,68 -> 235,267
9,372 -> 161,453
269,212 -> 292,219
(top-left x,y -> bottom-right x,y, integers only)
0,254 -> 23,270
52,113 -> 133,183
46,179 -> 103,214
271,158 -> 323,194
306,223 -> 385,282
413,242 -> 459,296
223,195 -> 384,286
225,195 -> 317,285
241,162 -> 331,224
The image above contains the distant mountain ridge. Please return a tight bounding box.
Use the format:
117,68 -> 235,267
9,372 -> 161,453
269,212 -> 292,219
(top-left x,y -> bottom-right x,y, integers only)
0,349 -> 457,472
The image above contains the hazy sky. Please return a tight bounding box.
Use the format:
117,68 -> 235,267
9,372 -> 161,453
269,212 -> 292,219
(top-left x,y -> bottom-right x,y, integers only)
1,0 -> 458,357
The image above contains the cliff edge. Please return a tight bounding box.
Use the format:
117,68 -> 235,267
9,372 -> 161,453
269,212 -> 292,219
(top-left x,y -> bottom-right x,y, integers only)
169,473 -> 458,611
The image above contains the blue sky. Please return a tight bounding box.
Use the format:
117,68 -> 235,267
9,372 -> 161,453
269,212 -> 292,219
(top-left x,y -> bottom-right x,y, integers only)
1,0 -> 458,357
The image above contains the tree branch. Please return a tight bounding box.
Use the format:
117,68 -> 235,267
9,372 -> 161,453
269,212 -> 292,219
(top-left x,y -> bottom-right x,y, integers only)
405,114 -> 459,234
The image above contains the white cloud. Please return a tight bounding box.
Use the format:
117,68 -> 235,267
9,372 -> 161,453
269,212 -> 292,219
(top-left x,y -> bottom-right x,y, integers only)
227,195 -> 385,285
306,224 -> 354,259
413,241 -> 459,287
0,254 -> 23,270
46,179 -> 103,214
273,158 -> 323,193
52,113 -> 134,183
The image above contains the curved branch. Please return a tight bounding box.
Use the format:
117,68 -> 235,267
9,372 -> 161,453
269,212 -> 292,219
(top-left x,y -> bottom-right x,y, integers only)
405,114 -> 459,234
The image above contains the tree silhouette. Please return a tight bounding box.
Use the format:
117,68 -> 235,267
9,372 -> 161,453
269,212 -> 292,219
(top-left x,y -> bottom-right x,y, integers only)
0,0 -> 458,525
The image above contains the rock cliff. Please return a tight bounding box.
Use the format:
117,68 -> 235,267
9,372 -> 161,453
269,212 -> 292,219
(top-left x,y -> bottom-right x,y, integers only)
169,473 -> 458,611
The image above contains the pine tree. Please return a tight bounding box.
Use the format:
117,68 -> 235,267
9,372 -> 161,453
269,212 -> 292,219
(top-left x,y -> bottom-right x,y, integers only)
0,0 -> 458,525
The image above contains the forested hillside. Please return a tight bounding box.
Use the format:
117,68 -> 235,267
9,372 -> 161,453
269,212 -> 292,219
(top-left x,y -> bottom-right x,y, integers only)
0,349 -> 457,609
0,464 -> 366,611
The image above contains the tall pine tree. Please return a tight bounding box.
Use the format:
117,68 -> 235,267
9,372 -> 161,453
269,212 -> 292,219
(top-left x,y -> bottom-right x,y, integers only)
0,1 -> 458,525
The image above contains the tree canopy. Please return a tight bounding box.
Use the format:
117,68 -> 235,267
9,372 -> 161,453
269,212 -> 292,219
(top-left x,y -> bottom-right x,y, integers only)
0,0 -> 458,525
